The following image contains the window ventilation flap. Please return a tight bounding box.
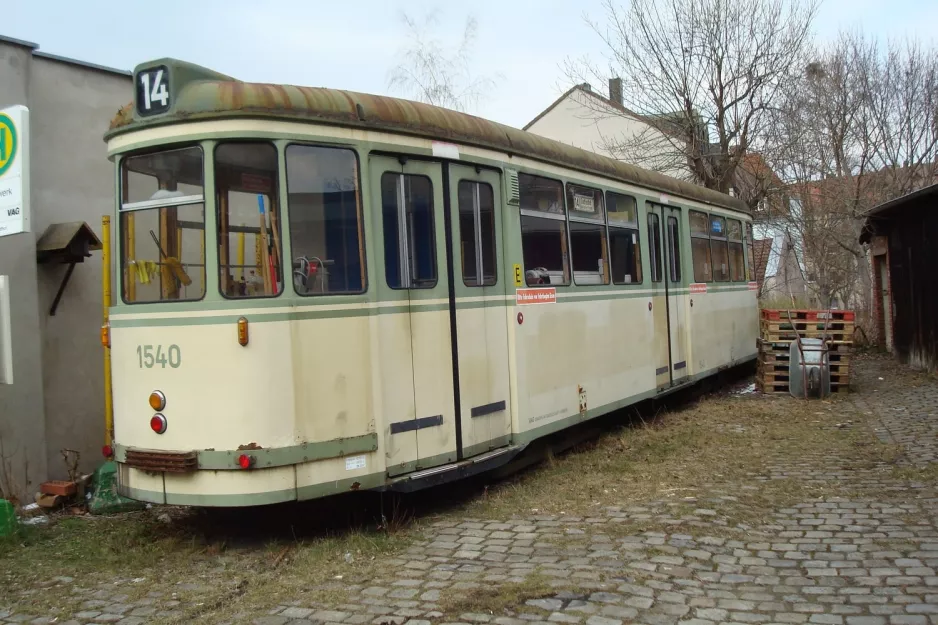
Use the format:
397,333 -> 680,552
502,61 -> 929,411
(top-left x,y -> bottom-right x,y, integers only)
505,169 -> 520,206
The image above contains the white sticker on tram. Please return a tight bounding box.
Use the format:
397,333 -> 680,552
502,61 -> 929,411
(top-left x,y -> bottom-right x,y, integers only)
431,141 -> 460,159
345,455 -> 367,471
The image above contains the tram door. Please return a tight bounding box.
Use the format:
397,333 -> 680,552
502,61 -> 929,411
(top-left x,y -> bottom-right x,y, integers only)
446,164 -> 512,459
370,156 -> 457,476
648,204 -> 689,387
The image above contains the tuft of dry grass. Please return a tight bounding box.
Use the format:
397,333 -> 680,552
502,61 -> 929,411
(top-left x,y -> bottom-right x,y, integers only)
436,573 -> 555,618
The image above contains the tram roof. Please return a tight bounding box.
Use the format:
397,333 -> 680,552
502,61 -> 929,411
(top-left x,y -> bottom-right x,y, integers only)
106,58 -> 749,214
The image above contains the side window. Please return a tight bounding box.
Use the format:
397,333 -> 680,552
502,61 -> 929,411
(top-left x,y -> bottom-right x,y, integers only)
727,218 -> 745,282
745,222 -> 755,282
567,184 -> 608,285
119,146 -> 206,303
381,173 -> 437,289
690,210 -> 713,283
667,216 -> 681,283
215,142 -> 282,298
647,212 -> 662,283
458,180 -> 497,286
710,215 -> 729,282
519,173 -> 569,285
606,192 -> 642,284
285,145 -> 366,295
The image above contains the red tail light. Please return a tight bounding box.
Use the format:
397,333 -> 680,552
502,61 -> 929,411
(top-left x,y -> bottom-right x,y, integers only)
237,454 -> 254,469
150,414 -> 167,434
102,445 -> 113,458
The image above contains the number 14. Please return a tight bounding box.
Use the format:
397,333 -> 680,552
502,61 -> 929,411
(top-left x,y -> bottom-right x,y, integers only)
140,70 -> 169,110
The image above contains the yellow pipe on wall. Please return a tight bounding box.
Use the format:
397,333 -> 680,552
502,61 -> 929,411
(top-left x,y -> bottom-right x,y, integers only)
102,215 -> 113,450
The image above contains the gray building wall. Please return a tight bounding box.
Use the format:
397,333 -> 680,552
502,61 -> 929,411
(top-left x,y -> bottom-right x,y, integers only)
0,36 -> 130,502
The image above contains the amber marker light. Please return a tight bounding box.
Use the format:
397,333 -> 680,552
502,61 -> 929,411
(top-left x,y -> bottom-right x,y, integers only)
100,323 -> 110,348
149,390 -> 166,411
237,317 -> 249,346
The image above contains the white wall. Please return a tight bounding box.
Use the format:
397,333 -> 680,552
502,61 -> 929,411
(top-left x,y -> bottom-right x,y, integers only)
0,38 -> 131,501
525,89 -> 693,182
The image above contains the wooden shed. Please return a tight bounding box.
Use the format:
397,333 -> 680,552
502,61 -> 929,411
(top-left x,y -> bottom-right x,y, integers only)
860,183 -> 938,371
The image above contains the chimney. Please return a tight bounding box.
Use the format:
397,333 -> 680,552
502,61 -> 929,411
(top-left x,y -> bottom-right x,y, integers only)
608,77 -> 623,106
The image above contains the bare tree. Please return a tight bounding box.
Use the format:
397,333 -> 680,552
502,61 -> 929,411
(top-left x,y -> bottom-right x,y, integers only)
566,0 -> 818,201
387,9 -> 497,113
768,30 -> 938,317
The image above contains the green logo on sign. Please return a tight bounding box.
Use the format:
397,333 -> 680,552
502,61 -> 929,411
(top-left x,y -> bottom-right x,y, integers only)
0,113 -> 19,177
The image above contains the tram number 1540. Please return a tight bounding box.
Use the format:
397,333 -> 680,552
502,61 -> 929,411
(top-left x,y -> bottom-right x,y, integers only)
136,344 -> 181,369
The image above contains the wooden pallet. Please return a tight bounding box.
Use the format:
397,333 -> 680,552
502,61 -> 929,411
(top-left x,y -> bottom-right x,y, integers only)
757,367 -> 849,384
759,350 -> 850,366
756,379 -> 850,395
758,338 -> 853,355
761,309 -> 855,322
760,326 -> 854,344
758,360 -> 850,376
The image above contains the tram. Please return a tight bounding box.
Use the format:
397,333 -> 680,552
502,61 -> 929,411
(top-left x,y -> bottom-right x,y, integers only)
103,58 -> 758,507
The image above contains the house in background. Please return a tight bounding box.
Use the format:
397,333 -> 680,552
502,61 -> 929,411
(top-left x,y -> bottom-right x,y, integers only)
751,219 -> 810,305
523,79 -> 693,182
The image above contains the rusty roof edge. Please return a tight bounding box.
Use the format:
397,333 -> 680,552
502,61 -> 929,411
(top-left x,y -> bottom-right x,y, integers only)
105,77 -> 748,214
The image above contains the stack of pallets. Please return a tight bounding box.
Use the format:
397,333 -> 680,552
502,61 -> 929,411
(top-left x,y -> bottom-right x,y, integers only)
757,309 -> 854,395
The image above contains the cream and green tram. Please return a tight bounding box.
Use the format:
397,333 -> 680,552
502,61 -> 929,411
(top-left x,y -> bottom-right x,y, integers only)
104,58 -> 758,507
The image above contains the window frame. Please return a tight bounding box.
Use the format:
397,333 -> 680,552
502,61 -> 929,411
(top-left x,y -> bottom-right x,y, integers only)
118,143 -> 207,305
745,222 -> 755,282
667,214 -> 681,284
726,217 -> 745,283
212,137 -> 293,302
605,191 -> 643,286
647,211 -> 663,283
457,179 -> 498,288
708,214 -> 730,283
689,209 -> 713,284
381,171 -> 439,290
284,141 -> 368,296
214,140 -> 284,300
566,182 -> 609,286
518,171 -> 570,286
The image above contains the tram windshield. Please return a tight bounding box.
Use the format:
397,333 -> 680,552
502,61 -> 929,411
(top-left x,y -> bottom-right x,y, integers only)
119,146 -> 205,303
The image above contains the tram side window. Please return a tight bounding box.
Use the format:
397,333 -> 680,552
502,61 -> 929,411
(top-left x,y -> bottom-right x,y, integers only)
381,173 -> 437,289
567,184 -> 608,285
689,210 -> 713,283
745,222 -> 755,281
727,218 -> 745,282
667,216 -> 681,283
215,142 -> 283,298
286,145 -> 365,295
119,146 -> 206,304
458,180 -> 497,286
606,192 -> 642,284
648,212 -> 662,282
519,173 -> 569,286
710,215 -> 730,282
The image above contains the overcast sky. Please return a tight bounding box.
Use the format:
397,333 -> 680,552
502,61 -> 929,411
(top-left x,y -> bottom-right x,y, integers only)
5,0 -> 937,129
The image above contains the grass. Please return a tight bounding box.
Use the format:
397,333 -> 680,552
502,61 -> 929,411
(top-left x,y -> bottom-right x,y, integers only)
0,508 -> 417,623
436,573 -> 555,618
457,390 -> 894,527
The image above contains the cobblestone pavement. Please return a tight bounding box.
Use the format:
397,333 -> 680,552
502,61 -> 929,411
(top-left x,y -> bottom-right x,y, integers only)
3,355 -> 937,625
